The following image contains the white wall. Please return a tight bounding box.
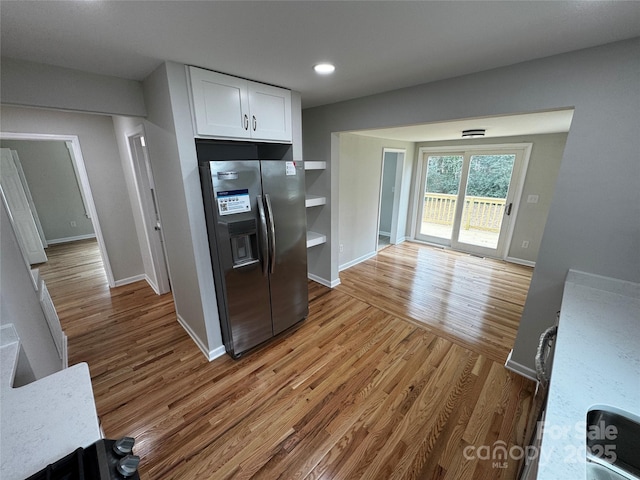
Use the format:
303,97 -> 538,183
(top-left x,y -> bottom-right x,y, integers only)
338,133 -> 415,269
303,38 -> 640,372
0,106 -> 144,283
0,139 -> 95,242
1,201 -> 61,379
0,57 -> 146,117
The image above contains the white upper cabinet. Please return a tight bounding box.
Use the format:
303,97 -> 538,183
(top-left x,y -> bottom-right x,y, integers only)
188,66 -> 292,143
247,82 -> 292,142
189,68 -> 249,138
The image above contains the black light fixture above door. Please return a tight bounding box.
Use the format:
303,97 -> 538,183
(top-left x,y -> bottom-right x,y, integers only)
462,129 -> 486,138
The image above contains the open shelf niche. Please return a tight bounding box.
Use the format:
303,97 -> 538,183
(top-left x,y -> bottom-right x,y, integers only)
305,161 -> 327,248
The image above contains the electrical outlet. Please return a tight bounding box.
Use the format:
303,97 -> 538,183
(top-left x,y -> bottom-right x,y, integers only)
339,243 -> 344,253
521,240 -> 529,248
70,221 -> 77,227
527,194 -> 539,204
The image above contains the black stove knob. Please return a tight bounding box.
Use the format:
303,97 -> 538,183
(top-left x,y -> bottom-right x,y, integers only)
113,436 -> 136,456
116,454 -> 140,478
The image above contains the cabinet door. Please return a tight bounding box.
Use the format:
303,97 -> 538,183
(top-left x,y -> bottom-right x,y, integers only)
189,67 -> 250,138
248,81 -> 292,142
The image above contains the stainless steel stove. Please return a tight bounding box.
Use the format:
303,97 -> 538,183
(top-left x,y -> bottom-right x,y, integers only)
25,437 -> 140,480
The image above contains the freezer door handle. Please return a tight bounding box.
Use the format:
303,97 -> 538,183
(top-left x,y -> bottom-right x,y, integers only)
256,195 -> 269,277
264,193 -> 276,274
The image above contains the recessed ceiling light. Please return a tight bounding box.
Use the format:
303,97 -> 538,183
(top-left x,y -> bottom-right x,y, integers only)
314,63 -> 335,75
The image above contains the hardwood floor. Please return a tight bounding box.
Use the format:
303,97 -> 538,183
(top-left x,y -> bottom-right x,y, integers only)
337,243 -> 533,364
38,239 -> 536,480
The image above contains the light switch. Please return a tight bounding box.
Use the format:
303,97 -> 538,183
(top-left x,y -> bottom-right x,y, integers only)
527,194 -> 539,204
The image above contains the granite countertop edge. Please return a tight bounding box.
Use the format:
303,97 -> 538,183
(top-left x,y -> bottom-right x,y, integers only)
536,270 -> 640,479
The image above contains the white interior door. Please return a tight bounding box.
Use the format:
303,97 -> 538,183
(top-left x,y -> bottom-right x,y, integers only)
0,148 -> 48,264
10,149 -> 47,247
129,133 -> 171,294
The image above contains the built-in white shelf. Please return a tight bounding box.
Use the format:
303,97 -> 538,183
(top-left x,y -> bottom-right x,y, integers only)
304,161 -> 326,170
306,231 -> 326,248
305,195 -> 327,208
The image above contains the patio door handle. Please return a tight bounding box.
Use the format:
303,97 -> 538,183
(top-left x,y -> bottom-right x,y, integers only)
506,203 -> 513,215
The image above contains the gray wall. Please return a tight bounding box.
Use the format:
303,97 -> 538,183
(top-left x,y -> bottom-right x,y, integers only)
416,132 -> 568,263
0,106 -> 144,283
1,200 -> 61,379
0,140 -> 95,243
303,38 -> 640,371
1,57 -> 146,117
338,133 -> 415,268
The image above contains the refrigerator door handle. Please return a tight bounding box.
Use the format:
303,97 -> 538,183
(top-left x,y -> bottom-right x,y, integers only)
264,193 -> 276,274
256,195 -> 269,277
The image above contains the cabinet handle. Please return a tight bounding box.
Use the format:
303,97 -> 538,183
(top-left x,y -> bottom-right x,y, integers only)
252,115 -> 257,131
244,114 -> 249,130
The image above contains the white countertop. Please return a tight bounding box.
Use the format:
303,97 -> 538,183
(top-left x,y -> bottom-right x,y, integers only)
0,324 -> 102,480
537,270 -> 640,479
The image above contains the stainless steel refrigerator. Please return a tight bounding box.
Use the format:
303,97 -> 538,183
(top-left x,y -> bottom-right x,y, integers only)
197,140 -> 308,358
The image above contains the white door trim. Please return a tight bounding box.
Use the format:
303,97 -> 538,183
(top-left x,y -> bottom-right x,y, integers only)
0,131 -> 116,287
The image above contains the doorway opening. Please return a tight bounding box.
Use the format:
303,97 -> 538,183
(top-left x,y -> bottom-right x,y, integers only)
0,132 -> 114,285
414,143 -> 531,259
377,148 -> 406,250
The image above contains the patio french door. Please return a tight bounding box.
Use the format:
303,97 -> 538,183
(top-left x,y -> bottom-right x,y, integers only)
414,144 -> 530,258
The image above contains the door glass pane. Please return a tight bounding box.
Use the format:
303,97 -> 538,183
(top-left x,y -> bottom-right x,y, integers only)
458,154 -> 516,249
420,155 -> 463,240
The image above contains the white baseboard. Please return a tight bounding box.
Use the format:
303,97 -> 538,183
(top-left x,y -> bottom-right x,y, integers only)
46,233 -> 97,245
39,280 -> 65,363
145,275 -> 160,295
308,272 -> 341,288
209,345 -> 226,361
504,349 -> 538,382
113,274 -> 146,287
378,230 -> 391,237
176,314 -> 226,361
505,256 -> 536,267
30,267 -> 40,290
339,251 -> 377,272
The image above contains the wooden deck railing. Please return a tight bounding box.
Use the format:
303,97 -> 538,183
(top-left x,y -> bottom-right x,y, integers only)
423,193 -> 506,232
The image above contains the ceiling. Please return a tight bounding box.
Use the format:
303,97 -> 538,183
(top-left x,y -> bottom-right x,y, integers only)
348,109 -> 575,142
2,1 -> 639,111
